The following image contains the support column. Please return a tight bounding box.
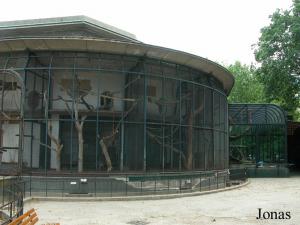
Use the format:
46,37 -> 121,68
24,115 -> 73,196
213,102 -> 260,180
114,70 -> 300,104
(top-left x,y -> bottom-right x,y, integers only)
120,121 -> 124,171
143,71 -> 147,172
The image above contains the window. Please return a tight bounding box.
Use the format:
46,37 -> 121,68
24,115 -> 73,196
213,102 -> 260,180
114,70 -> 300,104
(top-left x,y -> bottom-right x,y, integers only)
60,79 -> 92,98
0,81 -> 18,91
100,91 -> 113,110
147,85 -> 157,97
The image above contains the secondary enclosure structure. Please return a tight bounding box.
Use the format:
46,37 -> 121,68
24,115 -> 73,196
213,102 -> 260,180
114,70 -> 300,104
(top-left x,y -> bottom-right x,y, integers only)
0,16 -> 234,174
229,104 -> 287,165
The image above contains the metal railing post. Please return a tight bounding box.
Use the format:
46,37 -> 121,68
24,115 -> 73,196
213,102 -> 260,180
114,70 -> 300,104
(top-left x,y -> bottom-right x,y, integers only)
29,173 -> 32,197
23,182 -> 25,199
2,177 -> 4,205
94,179 -> 96,197
10,202 -> 12,218
45,177 -> 48,197
179,178 -> 182,193
62,180 -> 64,198
110,179 -> 113,197
125,175 -> 128,196
154,176 -> 157,194
167,177 -> 170,194
217,172 -> 219,189
199,173 -> 202,192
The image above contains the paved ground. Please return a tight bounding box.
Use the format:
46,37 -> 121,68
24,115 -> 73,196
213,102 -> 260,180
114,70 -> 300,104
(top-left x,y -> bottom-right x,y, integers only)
25,177 -> 300,225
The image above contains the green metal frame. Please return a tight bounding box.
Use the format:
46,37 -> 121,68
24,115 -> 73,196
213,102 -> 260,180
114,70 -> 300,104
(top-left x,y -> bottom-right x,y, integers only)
0,51 -> 229,174
229,103 -> 287,165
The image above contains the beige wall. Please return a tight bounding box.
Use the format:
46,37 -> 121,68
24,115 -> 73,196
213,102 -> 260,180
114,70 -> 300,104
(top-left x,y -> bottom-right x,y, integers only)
51,71 -> 125,112
2,124 -> 19,163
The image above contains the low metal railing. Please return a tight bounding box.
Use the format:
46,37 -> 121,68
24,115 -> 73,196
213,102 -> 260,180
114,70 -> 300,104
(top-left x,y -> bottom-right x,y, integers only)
0,177 -> 24,225
23,170 -> 231,198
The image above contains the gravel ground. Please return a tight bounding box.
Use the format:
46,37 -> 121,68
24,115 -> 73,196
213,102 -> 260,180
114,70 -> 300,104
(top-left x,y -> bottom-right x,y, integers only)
25,177 -> 300,225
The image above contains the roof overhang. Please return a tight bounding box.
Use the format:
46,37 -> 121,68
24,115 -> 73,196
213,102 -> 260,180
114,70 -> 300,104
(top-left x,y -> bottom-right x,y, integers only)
0,37 -> 234,95
0,16 -> 139,43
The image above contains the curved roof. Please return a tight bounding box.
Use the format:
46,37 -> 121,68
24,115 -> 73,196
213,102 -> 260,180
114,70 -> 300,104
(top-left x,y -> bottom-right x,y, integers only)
229,104 -> 286,125
0,16 -> 234,95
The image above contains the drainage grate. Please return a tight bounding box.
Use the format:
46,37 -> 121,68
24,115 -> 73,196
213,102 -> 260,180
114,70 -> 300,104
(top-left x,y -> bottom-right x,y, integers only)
127,220 -> 149,225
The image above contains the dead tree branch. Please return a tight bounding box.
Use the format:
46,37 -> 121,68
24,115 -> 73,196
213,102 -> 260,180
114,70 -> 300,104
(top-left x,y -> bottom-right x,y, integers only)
47,122 -> 63,171
97,101 -> 138,172
146,129 -> 186,161
185,101 -> 204,170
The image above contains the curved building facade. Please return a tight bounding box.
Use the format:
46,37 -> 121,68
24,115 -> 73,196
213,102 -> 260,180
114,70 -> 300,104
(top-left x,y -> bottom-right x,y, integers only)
0,16 -> 234,173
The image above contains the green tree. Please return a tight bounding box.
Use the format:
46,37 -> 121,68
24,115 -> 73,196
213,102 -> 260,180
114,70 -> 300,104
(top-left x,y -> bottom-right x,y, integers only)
255,0 -> 300,115
227,61 -> 266,103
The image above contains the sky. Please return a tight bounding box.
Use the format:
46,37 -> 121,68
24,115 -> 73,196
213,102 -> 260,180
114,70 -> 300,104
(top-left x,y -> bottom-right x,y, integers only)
0,0 -> 294,65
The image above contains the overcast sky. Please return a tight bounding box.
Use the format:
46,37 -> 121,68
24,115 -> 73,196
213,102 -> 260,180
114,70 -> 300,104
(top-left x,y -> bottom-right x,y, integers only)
0,0 -> 293,65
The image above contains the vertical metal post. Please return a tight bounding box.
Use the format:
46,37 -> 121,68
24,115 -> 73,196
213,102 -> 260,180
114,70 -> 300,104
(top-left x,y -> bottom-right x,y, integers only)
96,68 -> 100,170
110,179 -> 112,197
70,56 -> 76,170
2,177 -> 4,205
45,178 -> 48,197
179,79 -> 182,171
191,83 -> 195,170
203,88 -> 206,170
143,64 -> 147,172
199,173 -> 202,192
62,180 -> 64,198
179,178 -> 182,193
154,176 -> 157,194
20,55 -> 31,174
120,56 -> 125,172
43,56 -> 53,183
212,91 -> 215,170
170,126 -> 173,169
120,119 -> 124,171
29,174 -> 32,197
0,57 -> 9,113
224,98 -> 228,169
162,126 -> 165,172
19,79 -> 25,175
30,122 -> 34,169
219,95 -> 221,169
0,64 -> 6,175
167,176 -> 170,193
94,179 -> 97,197
10,202 -> 12,218
162,66 -> 166,172
20,181 -> 24,216
30,68 -> 37,170
125,175 -> 128,196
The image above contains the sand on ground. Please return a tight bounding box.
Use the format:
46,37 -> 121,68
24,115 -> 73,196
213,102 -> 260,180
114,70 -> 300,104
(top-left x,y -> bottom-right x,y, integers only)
25,177 -> 300,225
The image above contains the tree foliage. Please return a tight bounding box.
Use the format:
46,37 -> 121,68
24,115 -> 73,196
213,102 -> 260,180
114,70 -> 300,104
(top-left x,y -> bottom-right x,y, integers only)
255,0 -> 300,115
227,61 -> 266,103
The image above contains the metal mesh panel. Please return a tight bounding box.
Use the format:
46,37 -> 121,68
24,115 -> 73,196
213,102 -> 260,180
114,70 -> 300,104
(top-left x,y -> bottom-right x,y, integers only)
229,104 -> 287,165
1,51 -> 229,174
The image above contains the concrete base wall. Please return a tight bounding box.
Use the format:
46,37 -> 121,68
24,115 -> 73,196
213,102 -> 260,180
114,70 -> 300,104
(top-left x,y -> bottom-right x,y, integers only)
246,166 -> 289,178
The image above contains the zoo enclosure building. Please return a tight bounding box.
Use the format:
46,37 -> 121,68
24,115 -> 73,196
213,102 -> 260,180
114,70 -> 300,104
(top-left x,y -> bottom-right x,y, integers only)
0,16 -> 234,174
